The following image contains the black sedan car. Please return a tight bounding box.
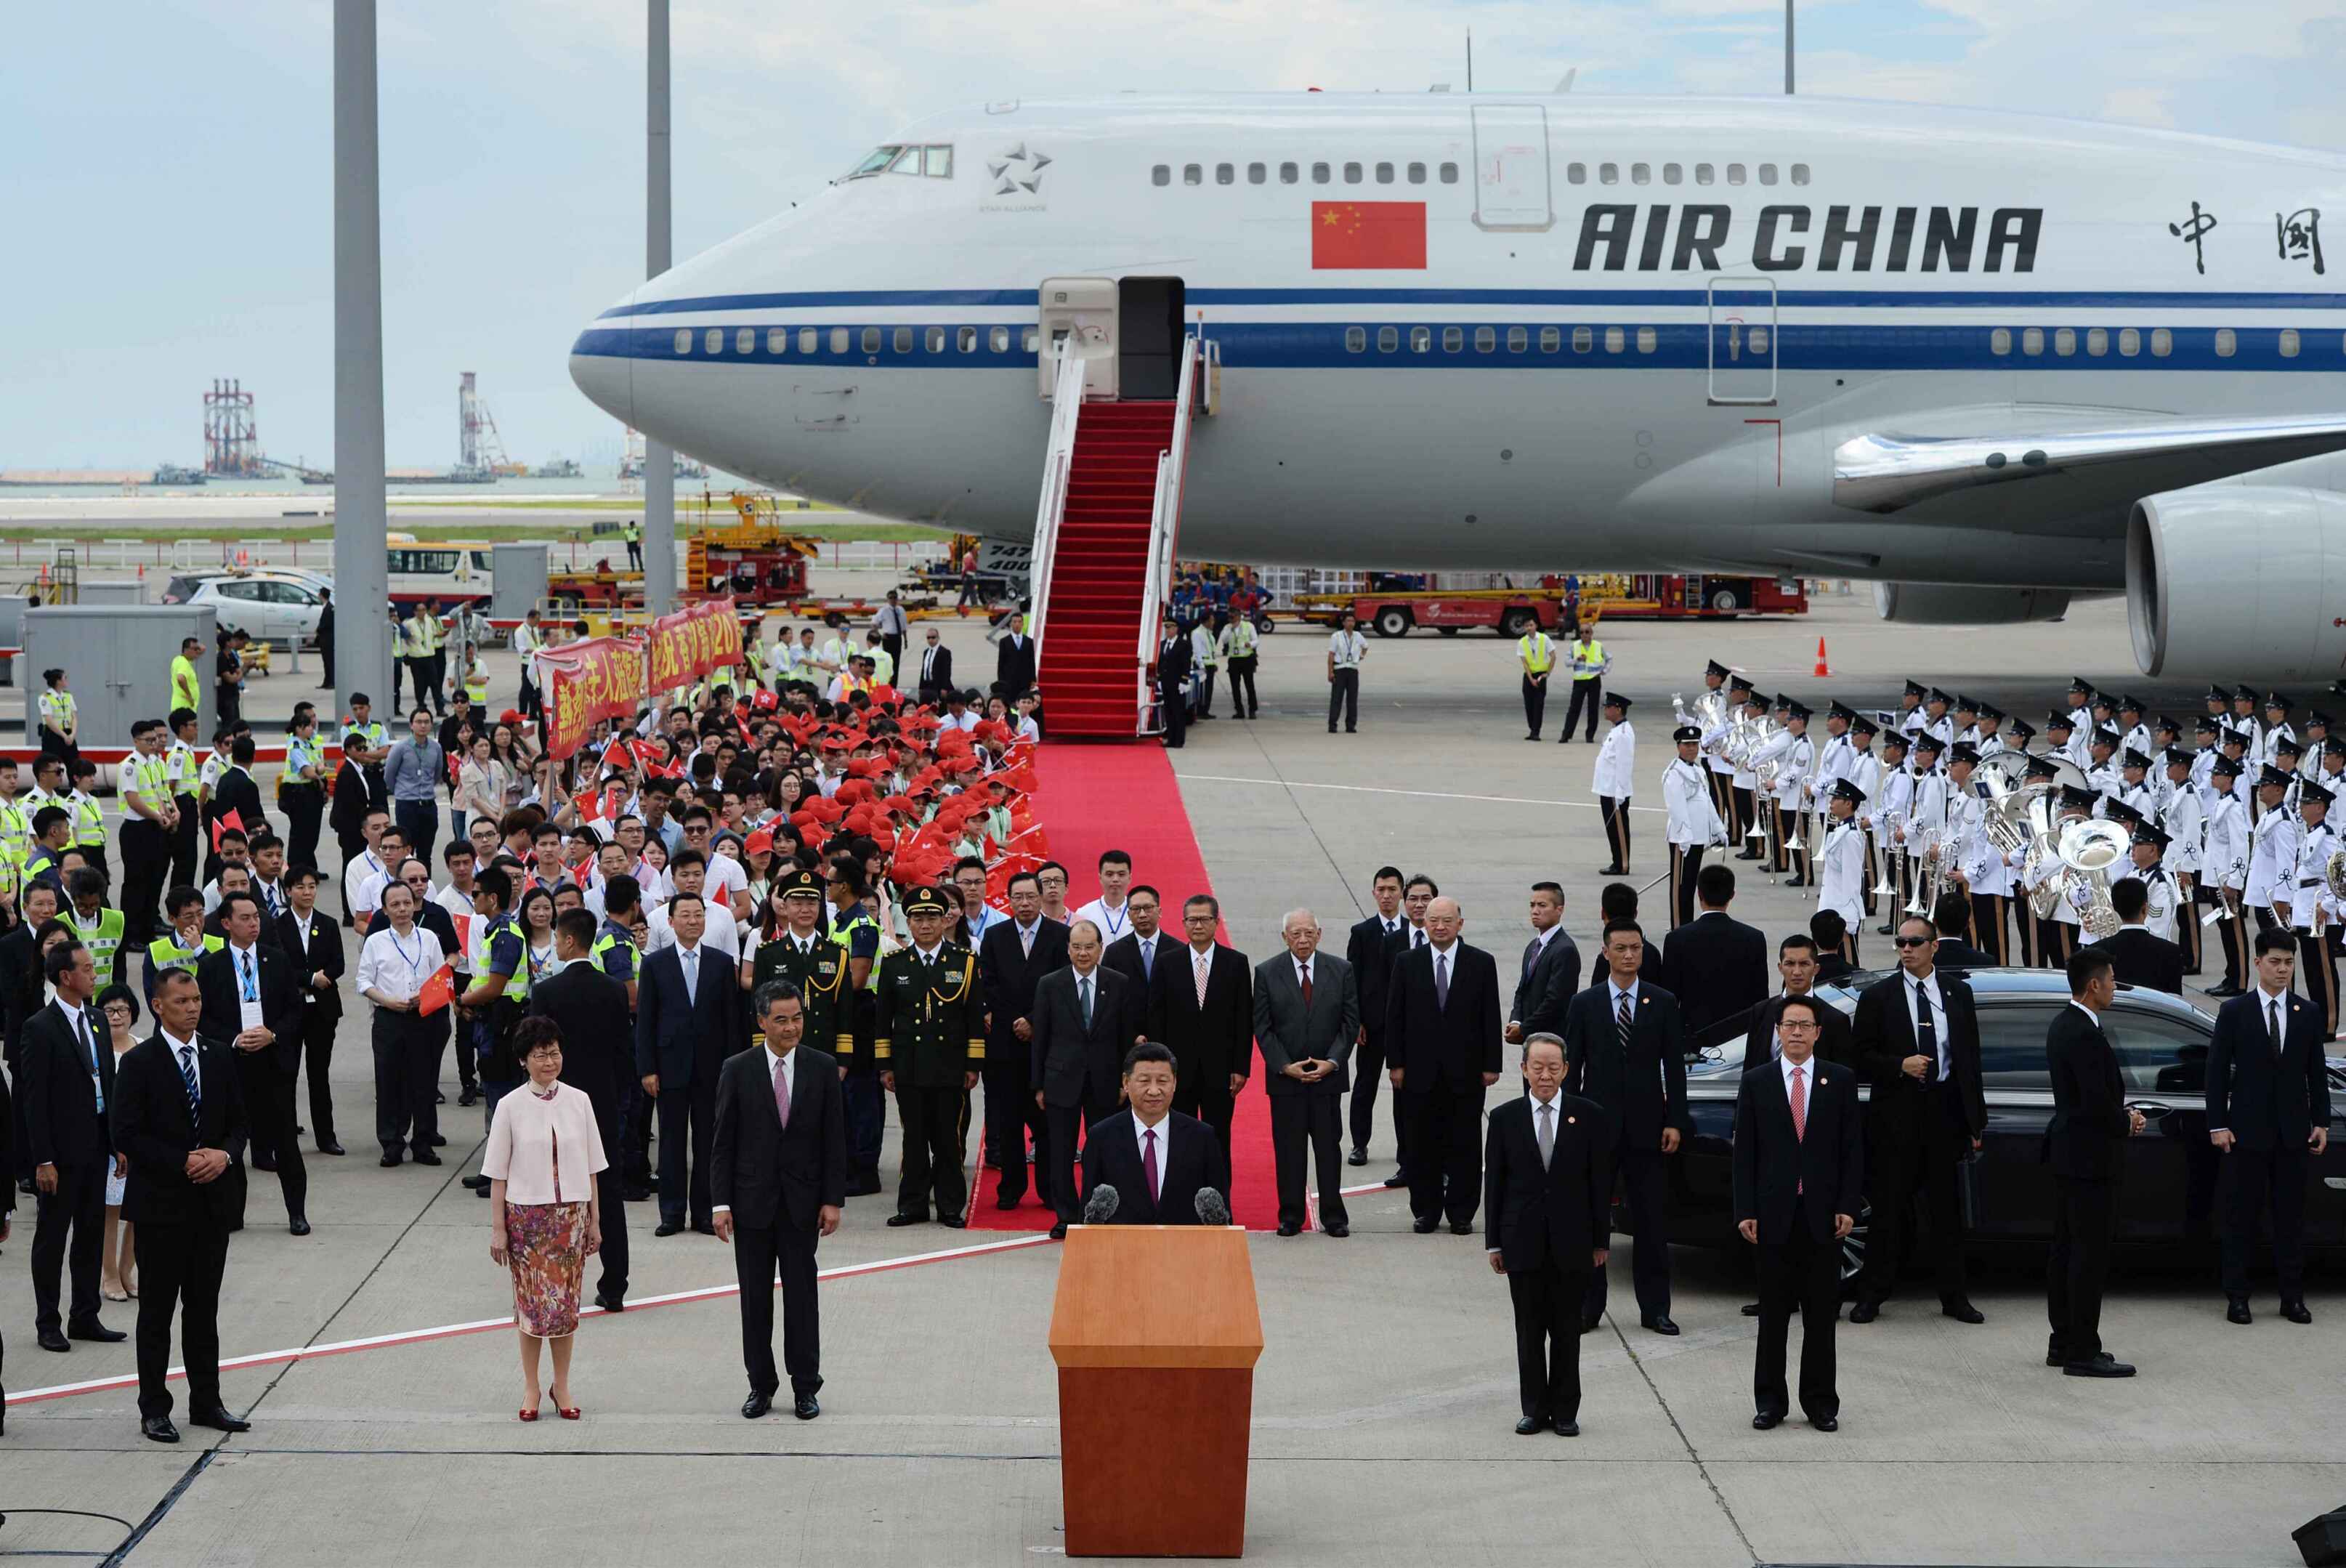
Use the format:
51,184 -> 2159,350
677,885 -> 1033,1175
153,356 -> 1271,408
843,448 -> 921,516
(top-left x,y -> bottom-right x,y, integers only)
1656,968 -> 2346,1280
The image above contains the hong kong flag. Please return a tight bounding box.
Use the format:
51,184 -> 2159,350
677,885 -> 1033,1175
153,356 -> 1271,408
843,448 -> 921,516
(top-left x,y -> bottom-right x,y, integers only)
1311,201 -> 1426,270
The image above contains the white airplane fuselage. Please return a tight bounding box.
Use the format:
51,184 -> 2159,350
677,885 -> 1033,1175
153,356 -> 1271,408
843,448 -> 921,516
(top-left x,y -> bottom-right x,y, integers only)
570,94 -> 2346,597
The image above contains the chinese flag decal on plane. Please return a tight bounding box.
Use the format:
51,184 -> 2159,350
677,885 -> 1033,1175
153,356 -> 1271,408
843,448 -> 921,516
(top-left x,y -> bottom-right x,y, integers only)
1311,201 -> 1427,270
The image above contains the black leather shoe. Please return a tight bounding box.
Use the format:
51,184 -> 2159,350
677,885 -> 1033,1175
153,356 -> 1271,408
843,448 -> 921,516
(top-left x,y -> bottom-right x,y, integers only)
1049,1222 -> 1068,1240
886,1213 -> 927,1227
411,1148 -> 443,1167
187,1405 -> 251,1433
1324,1224 -> 1350,1238
253,1156 -> 278,1172
288,1217 -> 311,1237
1346,1149 -> 1367,1166
1277,1221 -> 1302,1237
1515,1415 -> 1546,1435
2282,1300 -> 2313,1324
1752,1410 -> 1781,1430
68,1320 -> 126,1343
2063,1352 -> 2135,1378
37,1327 -> 69,1353
474,1185 -> 491,1199
994,1194 -> 1022,1210
1412,1216 -> 1439,1234
1449,1221 -> 1475,1236
623,1186 -> 653,1203
594,1293 -> 625,1313
654,1222 -> 682,1237
317,1140 -> 346,1156
461,1174 -> 490,1189
434,1091 -> 446,1104
740,1391 -> 772,1420
1382,1172 -> 1409,1188
1942,1300 -> 1986,1325
937,1216 -> 966,1229
846,1177 -> 883,1197
1811,1415 -> 1839,1432
458,1088 -> 479,1107
1597,865 -> 1626,876
1849,1300 -> 1880,1324
1579,1313 -> 1602,1335
793,1393 -> 820,1420
430,1133 -> 448,1147
1553,1419 -> 1579,1436
692,1221 -> 718,1236
2226,1298 -> 2253,1325
142,1414 -> 181,1443
1642,1315 -> 1680,1335
1741,1302 -> 1761,1317
379,1154 -> 403,1168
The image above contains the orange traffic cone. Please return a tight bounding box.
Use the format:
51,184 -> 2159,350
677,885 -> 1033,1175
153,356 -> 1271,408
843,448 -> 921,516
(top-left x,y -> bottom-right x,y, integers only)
1813,637 -> 1831,677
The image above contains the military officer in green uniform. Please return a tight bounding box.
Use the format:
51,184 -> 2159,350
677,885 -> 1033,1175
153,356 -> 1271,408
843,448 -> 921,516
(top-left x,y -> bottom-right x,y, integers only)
876,885 -> 984,1227
754,870 -> 852,1058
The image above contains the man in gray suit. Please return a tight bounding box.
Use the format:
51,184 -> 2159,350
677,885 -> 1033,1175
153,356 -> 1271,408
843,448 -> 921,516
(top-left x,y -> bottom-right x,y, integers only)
1253,909 -> 1359,1238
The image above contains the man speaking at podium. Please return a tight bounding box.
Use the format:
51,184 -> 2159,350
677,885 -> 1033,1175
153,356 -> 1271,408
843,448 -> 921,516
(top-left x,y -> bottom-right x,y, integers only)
1079,1044 -> 1231,1225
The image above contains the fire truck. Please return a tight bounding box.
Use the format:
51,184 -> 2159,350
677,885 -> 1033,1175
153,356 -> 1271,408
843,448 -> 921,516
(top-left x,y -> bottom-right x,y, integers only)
1290,573 -> 1807,638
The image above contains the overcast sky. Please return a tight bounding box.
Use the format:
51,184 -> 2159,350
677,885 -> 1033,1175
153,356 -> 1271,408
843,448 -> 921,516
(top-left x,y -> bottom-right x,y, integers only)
6,0 -> 2340,472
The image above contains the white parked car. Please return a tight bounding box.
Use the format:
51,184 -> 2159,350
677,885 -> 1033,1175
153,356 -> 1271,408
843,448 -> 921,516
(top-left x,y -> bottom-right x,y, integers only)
166,571 -> 329,645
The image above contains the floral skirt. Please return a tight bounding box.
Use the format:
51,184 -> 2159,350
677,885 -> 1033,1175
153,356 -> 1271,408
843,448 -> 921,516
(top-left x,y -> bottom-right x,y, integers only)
505,1200 -> 588,1339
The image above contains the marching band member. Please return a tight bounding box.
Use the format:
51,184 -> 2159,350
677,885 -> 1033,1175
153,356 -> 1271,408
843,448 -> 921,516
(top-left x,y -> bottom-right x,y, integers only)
1757,700 -> 1815,884
2116,695 -> 2153,764
1896,680 -> 1929,745
1904,734 -> 1949,921
2260,692 -> 2297,770
1921,688 -> 1956,751
1815,779 -> 1870,966
2298,710 -> 2333,779
1951,696 -> 1982,750
1697,659 -> 1738,827
2124,820 -> 2183,945
2202,684 -> 2234,745
1664,725 -> 1727,928
1869,732 -> 1914,937
2084,728 -> 2125,808
2279,777 -> 2340,1038
2066,678 -> 2096,737
2113,749 -> 2159,819
1946,744 -> 2018,964
2044,711 -> 2084,772
1974,703 -> 2008,757
2032,785 -> 2101,969
2245,766 -> 2300,937
2159,748 -> 2206,974
1730,687 -> 1766,862
2201,754 -> 2252,995
2189,717 -> 2221,795
1843,717 -> 1885,924
2229,685 -> 2264,756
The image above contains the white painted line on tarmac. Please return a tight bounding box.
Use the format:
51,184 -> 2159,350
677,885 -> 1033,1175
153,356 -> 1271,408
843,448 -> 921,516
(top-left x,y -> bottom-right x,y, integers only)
6,1232 -> 1056,1408
1173,772 -> 1665,814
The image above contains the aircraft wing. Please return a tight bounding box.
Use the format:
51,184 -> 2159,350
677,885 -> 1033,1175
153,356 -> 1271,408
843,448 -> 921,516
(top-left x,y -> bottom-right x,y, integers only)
1832,410 -> 2346,524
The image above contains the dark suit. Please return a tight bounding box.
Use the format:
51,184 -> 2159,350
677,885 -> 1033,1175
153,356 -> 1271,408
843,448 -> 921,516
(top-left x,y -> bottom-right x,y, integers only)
2207,987 -> 2334,1304
995,631 -> 1037,703
913,642 -> 956,706
2095,926 -> 2187,994
1344,914 -> 1407,1161
1385,940 -> 1502,1226
111,1031 -> 248,1421
1031,964 -> 1140,1224
1152,634 -> 1191,748
1079,1108 -> 1229,1224
329,761 -> 387,917
275,908 -> 344,1149
2044,1003 -> 2130,1362
1146,942 -> 1253,1167
1511,927 -> 1582,1045
0,1057 -> 11,1399
1931,937 -> 1997,971
203,768 -> 264,883
1659,911 -> 1768,1039
1253,952 -> 1359,1231
711,1043 -> 846,1399
1734,1055 -> 1864,1421
1851,967 -> 1987,1307
1812,952 -> 1856,987
1736,993 -> 1856,1072
533,961 -> 634,1303
1485,1091 -> 1611,1423
195,941 -> 305,1222
21,998 -> 117,1333
979,918 -> 1070,1206
634,944 -> 741,1229
1564,979 -> 1691,1320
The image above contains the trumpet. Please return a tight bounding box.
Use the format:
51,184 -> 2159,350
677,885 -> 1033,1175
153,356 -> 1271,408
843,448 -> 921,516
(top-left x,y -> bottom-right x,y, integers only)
1905,838 -> 1941,916
1869,814 -> 1902,897
2200,868 -> 2243,928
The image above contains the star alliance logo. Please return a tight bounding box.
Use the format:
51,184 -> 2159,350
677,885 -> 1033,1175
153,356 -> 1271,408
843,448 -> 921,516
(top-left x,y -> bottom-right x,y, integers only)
989,145 -> 1050,197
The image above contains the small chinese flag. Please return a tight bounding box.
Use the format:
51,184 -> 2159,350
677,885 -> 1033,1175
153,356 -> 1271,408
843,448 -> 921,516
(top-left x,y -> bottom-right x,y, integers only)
416,962 -> 456,1017
1311,201 -> 1426,270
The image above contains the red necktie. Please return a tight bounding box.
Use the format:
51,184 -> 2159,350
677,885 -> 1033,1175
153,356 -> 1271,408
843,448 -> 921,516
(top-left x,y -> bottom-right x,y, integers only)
1300,963 -> 1312,1008
1143,1128 -> 1160,1203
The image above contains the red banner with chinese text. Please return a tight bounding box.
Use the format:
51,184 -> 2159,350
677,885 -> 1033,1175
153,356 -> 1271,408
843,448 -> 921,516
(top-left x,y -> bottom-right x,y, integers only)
648,598 -> 746,692
538,635 -> 649,759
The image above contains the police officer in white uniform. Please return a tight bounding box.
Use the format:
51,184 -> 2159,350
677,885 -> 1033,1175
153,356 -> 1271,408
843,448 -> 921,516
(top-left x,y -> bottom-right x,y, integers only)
1815,778 -> 1870,965
2201,753 -> 2251,995
1752,700 -> 1814,881
2281,777 -> 2340,1037
1904,733 -> 1949,918
1868,730 -> 1914,935
1663,724 -> 1726,928
2159,747 -> 2206,974
2124,819 -> 2183,945
1592,693 -> 1637,875
2261,692 -> 2297,770
2245,765 -> 2300,936
1946,743 -> 2019,965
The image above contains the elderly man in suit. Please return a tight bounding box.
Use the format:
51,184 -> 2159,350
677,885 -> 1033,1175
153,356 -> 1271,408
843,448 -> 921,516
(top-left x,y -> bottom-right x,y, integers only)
1659,864 -> 1768,1040
1851,913 -> 1989,1325
2044,948 -> 2148,1378
978,871 -> 1069,1209
1254,908 -> 1359,1238
1032,919 -> 1142,1240
1507,882 -> 1582,1062
713,980 -> 846,1421
21,940 -> 127,1353
2207,928 -> 2333,1326
1149,894 -> 1253,1175
110,967 -> 251,1443
533,909 -> 635,1312
1564,919 -> 1691,1334
1344,866 -> 1409,1169
1079,1043 -> 1229,1224
1734,993 -> 1864,1430
636,892 -> 740,1237
1485,1033 -> 1611,1436
1385,896 -> 1502,1235
196,891 -> 307,1234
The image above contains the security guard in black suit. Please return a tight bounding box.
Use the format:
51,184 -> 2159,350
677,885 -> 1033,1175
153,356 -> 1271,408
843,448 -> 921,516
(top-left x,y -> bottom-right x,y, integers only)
875,886 -> 985,1228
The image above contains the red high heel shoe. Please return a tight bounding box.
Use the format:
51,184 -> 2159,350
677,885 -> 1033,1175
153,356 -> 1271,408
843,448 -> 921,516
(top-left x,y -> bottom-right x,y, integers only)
519,1406 -> 539,1422
558,1405 -> 581,1421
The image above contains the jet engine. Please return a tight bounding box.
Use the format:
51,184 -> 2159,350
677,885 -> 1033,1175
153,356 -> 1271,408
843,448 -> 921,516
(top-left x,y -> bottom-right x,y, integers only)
2127,484 -> 2346,676
1872,583 -> 2073,625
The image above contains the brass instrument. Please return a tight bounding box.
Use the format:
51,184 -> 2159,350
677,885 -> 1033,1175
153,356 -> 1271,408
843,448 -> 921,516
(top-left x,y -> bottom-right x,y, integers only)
2201,857 -> 2246,927
2057,818 -> 2132,939
2327,846 -> 2346,903
1732,715 -> 1783,850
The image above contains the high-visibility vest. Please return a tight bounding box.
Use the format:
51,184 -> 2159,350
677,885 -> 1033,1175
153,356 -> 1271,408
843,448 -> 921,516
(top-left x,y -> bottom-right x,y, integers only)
1518,632 -> 1556,674
72,906 -> 125,979
124,752 -> 171,815
470,910 -> 533,1003
165,740 -> 198,793
1228,620 -> 1258,659
70,792 -> 104,849
463,666 -> 490,704
147,931 -> 224,982
1569,638 -> 1606,679
405,613 -> 442,656
37,690 -> 75,735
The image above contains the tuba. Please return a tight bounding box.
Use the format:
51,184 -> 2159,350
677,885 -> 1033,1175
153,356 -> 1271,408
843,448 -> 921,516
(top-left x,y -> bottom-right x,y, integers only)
2056,818 -> 2132,939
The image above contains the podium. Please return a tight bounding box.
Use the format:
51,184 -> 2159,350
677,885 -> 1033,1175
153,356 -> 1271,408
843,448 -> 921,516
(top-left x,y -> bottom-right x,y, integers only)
1048,1225 -> 1263,1558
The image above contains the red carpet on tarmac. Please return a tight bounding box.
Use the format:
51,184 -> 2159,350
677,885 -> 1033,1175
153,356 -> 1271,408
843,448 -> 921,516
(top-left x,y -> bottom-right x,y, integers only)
963,743 -> 1285,1232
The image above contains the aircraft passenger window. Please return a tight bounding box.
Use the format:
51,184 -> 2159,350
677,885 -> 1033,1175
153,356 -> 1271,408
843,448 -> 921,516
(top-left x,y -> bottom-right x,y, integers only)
1599,163 -> 1619,185
1507,326 -> 1527,352
1410,326 -> 1431,352
893,327 -> 913,352
1747,326 -> 1768,354
1631,163 -> 1651,185
705,328 -> 724,355
1344,162 -> 1364,184
957,326 -> 977,353
1572,326 -> 1593,352
1726,163 -> 1747,185
1184,163 -> 1202,185
1991,328 -> 2012,356
1758,163 -> 1779,185
1605,327 -> 1625,354
2214,328 -> 2236,357
1248,162 -> 1266,184
2118,328 -> 2140,357
1439,162 -> 1459,183
1407,162 -> 1426,184
861,327 -> 881,353
1663,163 -> 1683,185
674,329 -> 692,355
1442,327 -> 1463,352
1216,163 -> 1234,185
2053,328 -> 2076,357
2281,328 -> 2301,358
1474,326 -> 1495,352
1346,327 -> 1367,353
1152,165 -> 1170,187
2151,328 -> 2172,357
1376,162 -> 1394,184
831,328 -> 849,354
737,327 -> 756,355
1539,326 -> 1560,352
1022,327 -> 1038,352
769,328 -> 789,354
1695,163 -> 1715,185
990,327 -> 1011,352
1281,162 -> 1300,184
1790,163 -> 1811,185
1566,163 -> 1586,184
923,146 -> 953,177
2021,328 -> 2044,356
801,328 -> 819,354
1378,326 -> 1399,352
1312,162 -> 1331,184
2086,328 -> 2108,357
925,327 -> 945,352
1636,327 -> 1657,354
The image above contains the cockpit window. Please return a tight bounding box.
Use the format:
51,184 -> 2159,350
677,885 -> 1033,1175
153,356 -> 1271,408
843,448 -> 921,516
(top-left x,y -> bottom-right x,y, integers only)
849,145 -> 904,178
847,143 -> 952,179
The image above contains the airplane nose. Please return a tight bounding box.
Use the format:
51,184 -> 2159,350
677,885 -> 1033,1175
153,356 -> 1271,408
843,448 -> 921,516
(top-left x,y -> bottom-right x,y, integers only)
568,289 -> 638,426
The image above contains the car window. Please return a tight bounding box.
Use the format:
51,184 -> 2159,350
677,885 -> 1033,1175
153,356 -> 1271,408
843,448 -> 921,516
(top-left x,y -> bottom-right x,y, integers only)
263,581 -> 302,603
1977,1002 -> 2053,1091
218,581 -> 263,602
2101,1006 -> 2209,1094
470,551 -> 492,573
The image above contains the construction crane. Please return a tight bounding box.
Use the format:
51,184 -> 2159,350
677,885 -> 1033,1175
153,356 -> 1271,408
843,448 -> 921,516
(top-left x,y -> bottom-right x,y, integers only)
457,372 -> 523,477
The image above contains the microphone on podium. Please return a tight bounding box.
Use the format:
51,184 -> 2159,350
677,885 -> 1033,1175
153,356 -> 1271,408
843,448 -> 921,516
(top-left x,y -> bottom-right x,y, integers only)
1194,1188 -> 1231,1226
1082,1184 -> 1120,1224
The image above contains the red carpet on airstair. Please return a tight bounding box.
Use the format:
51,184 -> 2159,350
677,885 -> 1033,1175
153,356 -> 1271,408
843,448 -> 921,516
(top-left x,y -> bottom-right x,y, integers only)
1033,400 -> 1174,737
963,742 -> 1282,1232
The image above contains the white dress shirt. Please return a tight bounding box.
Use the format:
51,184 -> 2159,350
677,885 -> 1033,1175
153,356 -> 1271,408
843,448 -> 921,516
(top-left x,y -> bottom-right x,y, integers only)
357,924 -> 446,1006
1131,1107 -> 1173,1192
646,899 -> 741,959
1906,970 -> 1951,1079
1072,897 -> 1133,943
160,1026 -> 202,1098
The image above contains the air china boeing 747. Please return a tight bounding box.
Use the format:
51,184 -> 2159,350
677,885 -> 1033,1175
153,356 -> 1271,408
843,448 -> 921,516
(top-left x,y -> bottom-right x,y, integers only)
570,92 -> 2346,677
